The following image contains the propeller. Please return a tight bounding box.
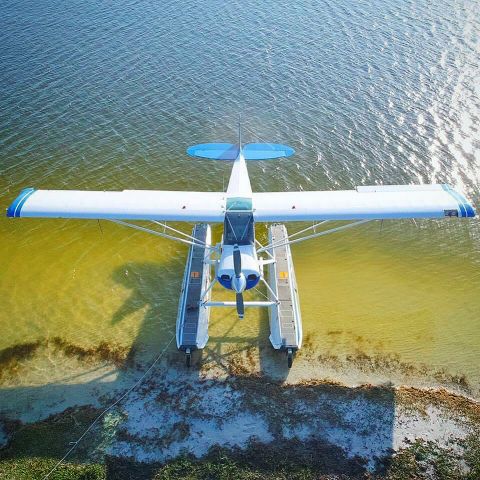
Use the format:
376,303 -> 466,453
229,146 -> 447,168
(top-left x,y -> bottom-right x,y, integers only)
233,245 -> 242,276
233,245 -> 245,319
236,293 -> 244,319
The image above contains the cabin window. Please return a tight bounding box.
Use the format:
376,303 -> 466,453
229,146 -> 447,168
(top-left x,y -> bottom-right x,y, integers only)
224,211 -> 254,245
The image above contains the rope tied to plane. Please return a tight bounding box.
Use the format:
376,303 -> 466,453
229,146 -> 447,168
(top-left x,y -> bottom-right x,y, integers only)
42,333 -> 176,480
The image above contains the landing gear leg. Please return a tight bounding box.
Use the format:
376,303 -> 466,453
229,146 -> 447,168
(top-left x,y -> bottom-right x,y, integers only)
185,348 -> 191,368
287,348 -> 293,368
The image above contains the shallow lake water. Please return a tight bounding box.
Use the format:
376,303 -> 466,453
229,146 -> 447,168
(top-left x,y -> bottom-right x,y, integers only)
1,0 -> 479,409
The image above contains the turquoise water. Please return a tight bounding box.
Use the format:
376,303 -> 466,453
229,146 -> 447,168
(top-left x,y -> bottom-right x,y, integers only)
1,0 -> 479,398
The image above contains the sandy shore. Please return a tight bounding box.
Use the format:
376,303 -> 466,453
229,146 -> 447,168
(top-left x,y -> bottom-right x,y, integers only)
0,341 -> 479,478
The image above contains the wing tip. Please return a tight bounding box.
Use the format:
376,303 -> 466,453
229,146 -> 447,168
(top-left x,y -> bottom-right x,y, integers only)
6,187 -> 35,218
465,203 -> 476,218
442,184 -> 476,218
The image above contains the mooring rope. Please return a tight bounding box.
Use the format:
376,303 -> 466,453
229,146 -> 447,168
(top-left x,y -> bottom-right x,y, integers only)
43,333 -> 176,479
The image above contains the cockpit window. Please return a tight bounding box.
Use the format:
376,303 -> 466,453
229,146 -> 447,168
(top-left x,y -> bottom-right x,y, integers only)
224,211 -> 254,245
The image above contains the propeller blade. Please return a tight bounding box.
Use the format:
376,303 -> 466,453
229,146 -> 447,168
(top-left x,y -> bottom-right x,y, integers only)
233,245 -> 241,277
236,292 -> 244,319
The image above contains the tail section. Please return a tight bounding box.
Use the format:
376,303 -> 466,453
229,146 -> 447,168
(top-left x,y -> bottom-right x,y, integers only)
187,142 -> 294,161
187,118 -> 294,161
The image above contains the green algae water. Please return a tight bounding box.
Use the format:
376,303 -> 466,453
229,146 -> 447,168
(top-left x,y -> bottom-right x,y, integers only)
1,0 -> 479,407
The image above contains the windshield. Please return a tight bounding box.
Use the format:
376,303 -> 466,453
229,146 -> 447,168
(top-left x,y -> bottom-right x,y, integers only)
224,211 -> 254,245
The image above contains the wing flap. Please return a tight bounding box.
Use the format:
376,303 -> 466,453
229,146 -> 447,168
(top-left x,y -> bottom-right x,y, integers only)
253,184 -> 475,221
7,189 -> 226,222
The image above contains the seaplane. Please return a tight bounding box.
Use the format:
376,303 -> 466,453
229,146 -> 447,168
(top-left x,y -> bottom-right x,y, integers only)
6,127 -> 476,367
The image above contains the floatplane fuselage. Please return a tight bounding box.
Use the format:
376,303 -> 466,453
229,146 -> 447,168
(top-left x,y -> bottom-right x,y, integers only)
217,150 -> 260,296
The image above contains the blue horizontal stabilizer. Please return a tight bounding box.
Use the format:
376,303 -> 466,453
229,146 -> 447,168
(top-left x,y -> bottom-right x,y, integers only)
187,142 -> 295,160
243,143 -> 294,160
187,143 -> 239,160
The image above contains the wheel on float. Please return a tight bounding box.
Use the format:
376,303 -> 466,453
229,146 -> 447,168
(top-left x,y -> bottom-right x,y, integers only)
287,348 -> 293,368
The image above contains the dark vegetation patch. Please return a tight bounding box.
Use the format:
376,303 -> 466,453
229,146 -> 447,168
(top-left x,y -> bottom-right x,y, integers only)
301,332 -> 315,350
397,386 -> 480,425
226,374 -> 395,438
48,337 -> 133,368
115,420 -> 190,451
381,435 -> 480,480
0,406 -> 102,462
3,436 -> 477,480
306,350 -> 472,393
0,341 -> 42,381
0,338 -> 134,382
0,459 -> 105,480
105,439 -> 368,480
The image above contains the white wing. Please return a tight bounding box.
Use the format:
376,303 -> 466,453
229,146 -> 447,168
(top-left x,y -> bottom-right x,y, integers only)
253,184 -> 475,221
7,184 -> 476,222
7,189 -> 226,222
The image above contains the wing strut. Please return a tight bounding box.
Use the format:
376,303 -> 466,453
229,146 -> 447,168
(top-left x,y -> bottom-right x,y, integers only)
256,219 -> 371,253
150,220 -> 207,245
109,220 -> 215,249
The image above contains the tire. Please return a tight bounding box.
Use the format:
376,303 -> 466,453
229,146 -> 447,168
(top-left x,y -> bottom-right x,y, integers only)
287,349 -> 293,368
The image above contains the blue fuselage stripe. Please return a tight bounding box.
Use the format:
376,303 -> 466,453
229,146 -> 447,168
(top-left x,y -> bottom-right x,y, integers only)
217,275 -> 260,291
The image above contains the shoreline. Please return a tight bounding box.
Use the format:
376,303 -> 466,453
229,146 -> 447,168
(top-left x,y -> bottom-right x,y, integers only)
1,345 -> 479,479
